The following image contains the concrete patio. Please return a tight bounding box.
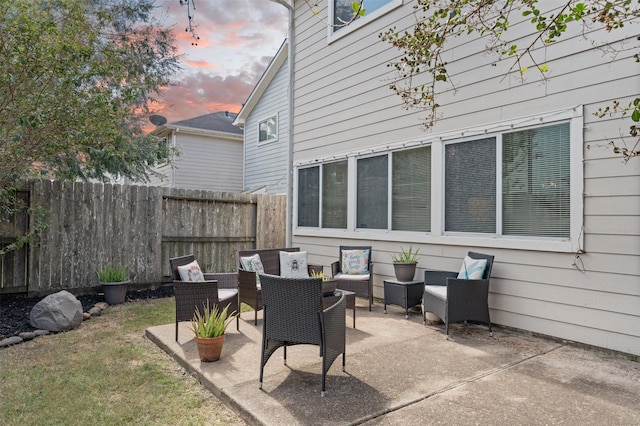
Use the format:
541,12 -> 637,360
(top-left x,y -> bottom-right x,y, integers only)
146,300 -> 640,425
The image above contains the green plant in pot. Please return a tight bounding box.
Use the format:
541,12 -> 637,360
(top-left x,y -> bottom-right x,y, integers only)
191,301 -> 237,362
96,264 -> 130,305
391,245 -> 421,281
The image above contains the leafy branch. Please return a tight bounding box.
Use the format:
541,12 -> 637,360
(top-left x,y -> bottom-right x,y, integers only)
380,0 -> 638,137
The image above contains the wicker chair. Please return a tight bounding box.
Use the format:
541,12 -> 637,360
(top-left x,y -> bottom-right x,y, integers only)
331,246 -> 374,311
258,274 -> 346,397
238,248 -> 322,326
169,255 -> 239,341
422,251 -> 495,338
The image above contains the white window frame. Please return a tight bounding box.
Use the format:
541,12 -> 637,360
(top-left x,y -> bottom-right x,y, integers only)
257,114 -> 278,145
294,107 -> 584,253
328,0 -> 403,44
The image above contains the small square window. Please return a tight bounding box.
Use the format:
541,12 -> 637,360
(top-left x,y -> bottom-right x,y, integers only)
258,116 -> 278,144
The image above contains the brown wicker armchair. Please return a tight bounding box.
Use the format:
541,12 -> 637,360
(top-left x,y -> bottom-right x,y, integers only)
331,246 -> 374,311
169,255 -> 239,341
258,274 -> 346,397
422,251 -> 495,338
237,248 -> 322,327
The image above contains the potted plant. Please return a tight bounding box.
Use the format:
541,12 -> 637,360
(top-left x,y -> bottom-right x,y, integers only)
96,264 -> 130,305
191,301 -> 236,362
391,245 -> 421,281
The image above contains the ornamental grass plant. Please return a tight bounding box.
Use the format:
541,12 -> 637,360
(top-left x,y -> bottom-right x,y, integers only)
96,264 -> 128,282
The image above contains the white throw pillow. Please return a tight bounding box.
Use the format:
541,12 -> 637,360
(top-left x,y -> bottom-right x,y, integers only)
279,251 -> 309,278
240,254 -> 265,287
341,249 -> 370,275
177,260 -> 205,282
457,256 -> 487,280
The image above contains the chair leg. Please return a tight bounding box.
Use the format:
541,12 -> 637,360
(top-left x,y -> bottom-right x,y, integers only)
353,307 -> 356,328
283,345 -> 287,366
175,321 -> 179,341
254,309 -> 258,326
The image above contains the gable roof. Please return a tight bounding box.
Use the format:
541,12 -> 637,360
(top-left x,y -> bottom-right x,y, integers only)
151,111 -> 242,139
233,39 -> 288,128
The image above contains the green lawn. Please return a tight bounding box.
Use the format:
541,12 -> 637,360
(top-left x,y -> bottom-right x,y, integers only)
0,298 -> 244,425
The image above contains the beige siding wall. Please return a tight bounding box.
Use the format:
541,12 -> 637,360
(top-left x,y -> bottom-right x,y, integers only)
244,60 -> 290,194
291,1 -> 640,355
173,133 -> 243,192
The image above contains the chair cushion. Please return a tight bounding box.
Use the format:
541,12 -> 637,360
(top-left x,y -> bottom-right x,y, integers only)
240,254 -> 265,288
279,251 -> 310,278
457,256 -> 487,280
177,260 -> 205,282
424,285 -> 447,301
218,288 -> 239,302
341,249 -> 370,274
334,273 -> 370,281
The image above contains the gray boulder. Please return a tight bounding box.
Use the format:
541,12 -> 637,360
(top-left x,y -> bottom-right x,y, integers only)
29,290 -> 83,332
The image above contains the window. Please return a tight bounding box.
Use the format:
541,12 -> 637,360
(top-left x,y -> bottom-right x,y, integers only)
333,0 -> 393,27
322,161 -> 348,228
357,155 -> 388,229
258,116 -> 277,144
445,138 -> 497,233
393,146 -> 431,232
444,122 -> 570,238
297,161 -> 348,228
330,0 -> 402,39
297,166 -> 319,227
502,123 -> 570,238
295,110 -> 579,250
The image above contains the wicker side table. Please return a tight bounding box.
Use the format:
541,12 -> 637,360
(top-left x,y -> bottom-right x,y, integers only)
383,279 -> 424,319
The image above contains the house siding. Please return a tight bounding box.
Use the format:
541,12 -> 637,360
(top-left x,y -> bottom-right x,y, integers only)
290,1 -> 640,355
173,132 -> 243,192
244,60 -> 290,194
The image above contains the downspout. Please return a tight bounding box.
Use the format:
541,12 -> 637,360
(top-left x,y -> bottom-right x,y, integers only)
270,0 -> 294,247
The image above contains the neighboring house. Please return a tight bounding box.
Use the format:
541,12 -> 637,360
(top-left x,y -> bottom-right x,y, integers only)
271,1 -> 639,355
234,40 -> 290,194
149,111 -> 243,192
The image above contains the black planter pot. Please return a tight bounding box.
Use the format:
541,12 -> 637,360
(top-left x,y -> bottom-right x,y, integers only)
393,263 -> 417,282
100,280 -> 130,305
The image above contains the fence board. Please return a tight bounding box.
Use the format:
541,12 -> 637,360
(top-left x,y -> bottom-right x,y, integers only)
0,180 -> 285,295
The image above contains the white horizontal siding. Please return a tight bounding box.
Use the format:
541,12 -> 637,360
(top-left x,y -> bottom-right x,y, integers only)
173,133 -> 243,192
290,0 -> 640,355
244,59 -> 289,194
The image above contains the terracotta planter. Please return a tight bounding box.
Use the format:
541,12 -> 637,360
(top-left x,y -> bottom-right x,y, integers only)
393,263 -> 417,282
194,334 -> 225,362
100,280 -> 130,305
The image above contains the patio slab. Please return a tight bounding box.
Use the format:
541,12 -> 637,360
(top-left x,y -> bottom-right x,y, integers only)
146,302 -> 640,425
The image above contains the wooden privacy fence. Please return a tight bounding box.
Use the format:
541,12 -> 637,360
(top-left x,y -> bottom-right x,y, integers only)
0,180 -> 286,296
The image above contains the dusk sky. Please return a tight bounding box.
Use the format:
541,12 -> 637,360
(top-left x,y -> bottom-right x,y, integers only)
149,0 -> 289,129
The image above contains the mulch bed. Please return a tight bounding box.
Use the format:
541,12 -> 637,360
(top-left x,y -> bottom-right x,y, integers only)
0,286 -> 174,339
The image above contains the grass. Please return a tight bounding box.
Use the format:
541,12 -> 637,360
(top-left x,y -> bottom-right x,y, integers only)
0,298 -> 245,425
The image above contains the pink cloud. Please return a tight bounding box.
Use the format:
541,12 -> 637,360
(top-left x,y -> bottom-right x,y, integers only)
144,0 -> 289,132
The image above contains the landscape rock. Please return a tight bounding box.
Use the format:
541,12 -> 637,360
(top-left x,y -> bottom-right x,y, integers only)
0,336 -> 23,347
34,330 -> 51,336
18,332 -> 36,341
29,290 -> 83,332
83,312 -> 91,320
95,302 -> 109,310
88,306 -> 102,316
